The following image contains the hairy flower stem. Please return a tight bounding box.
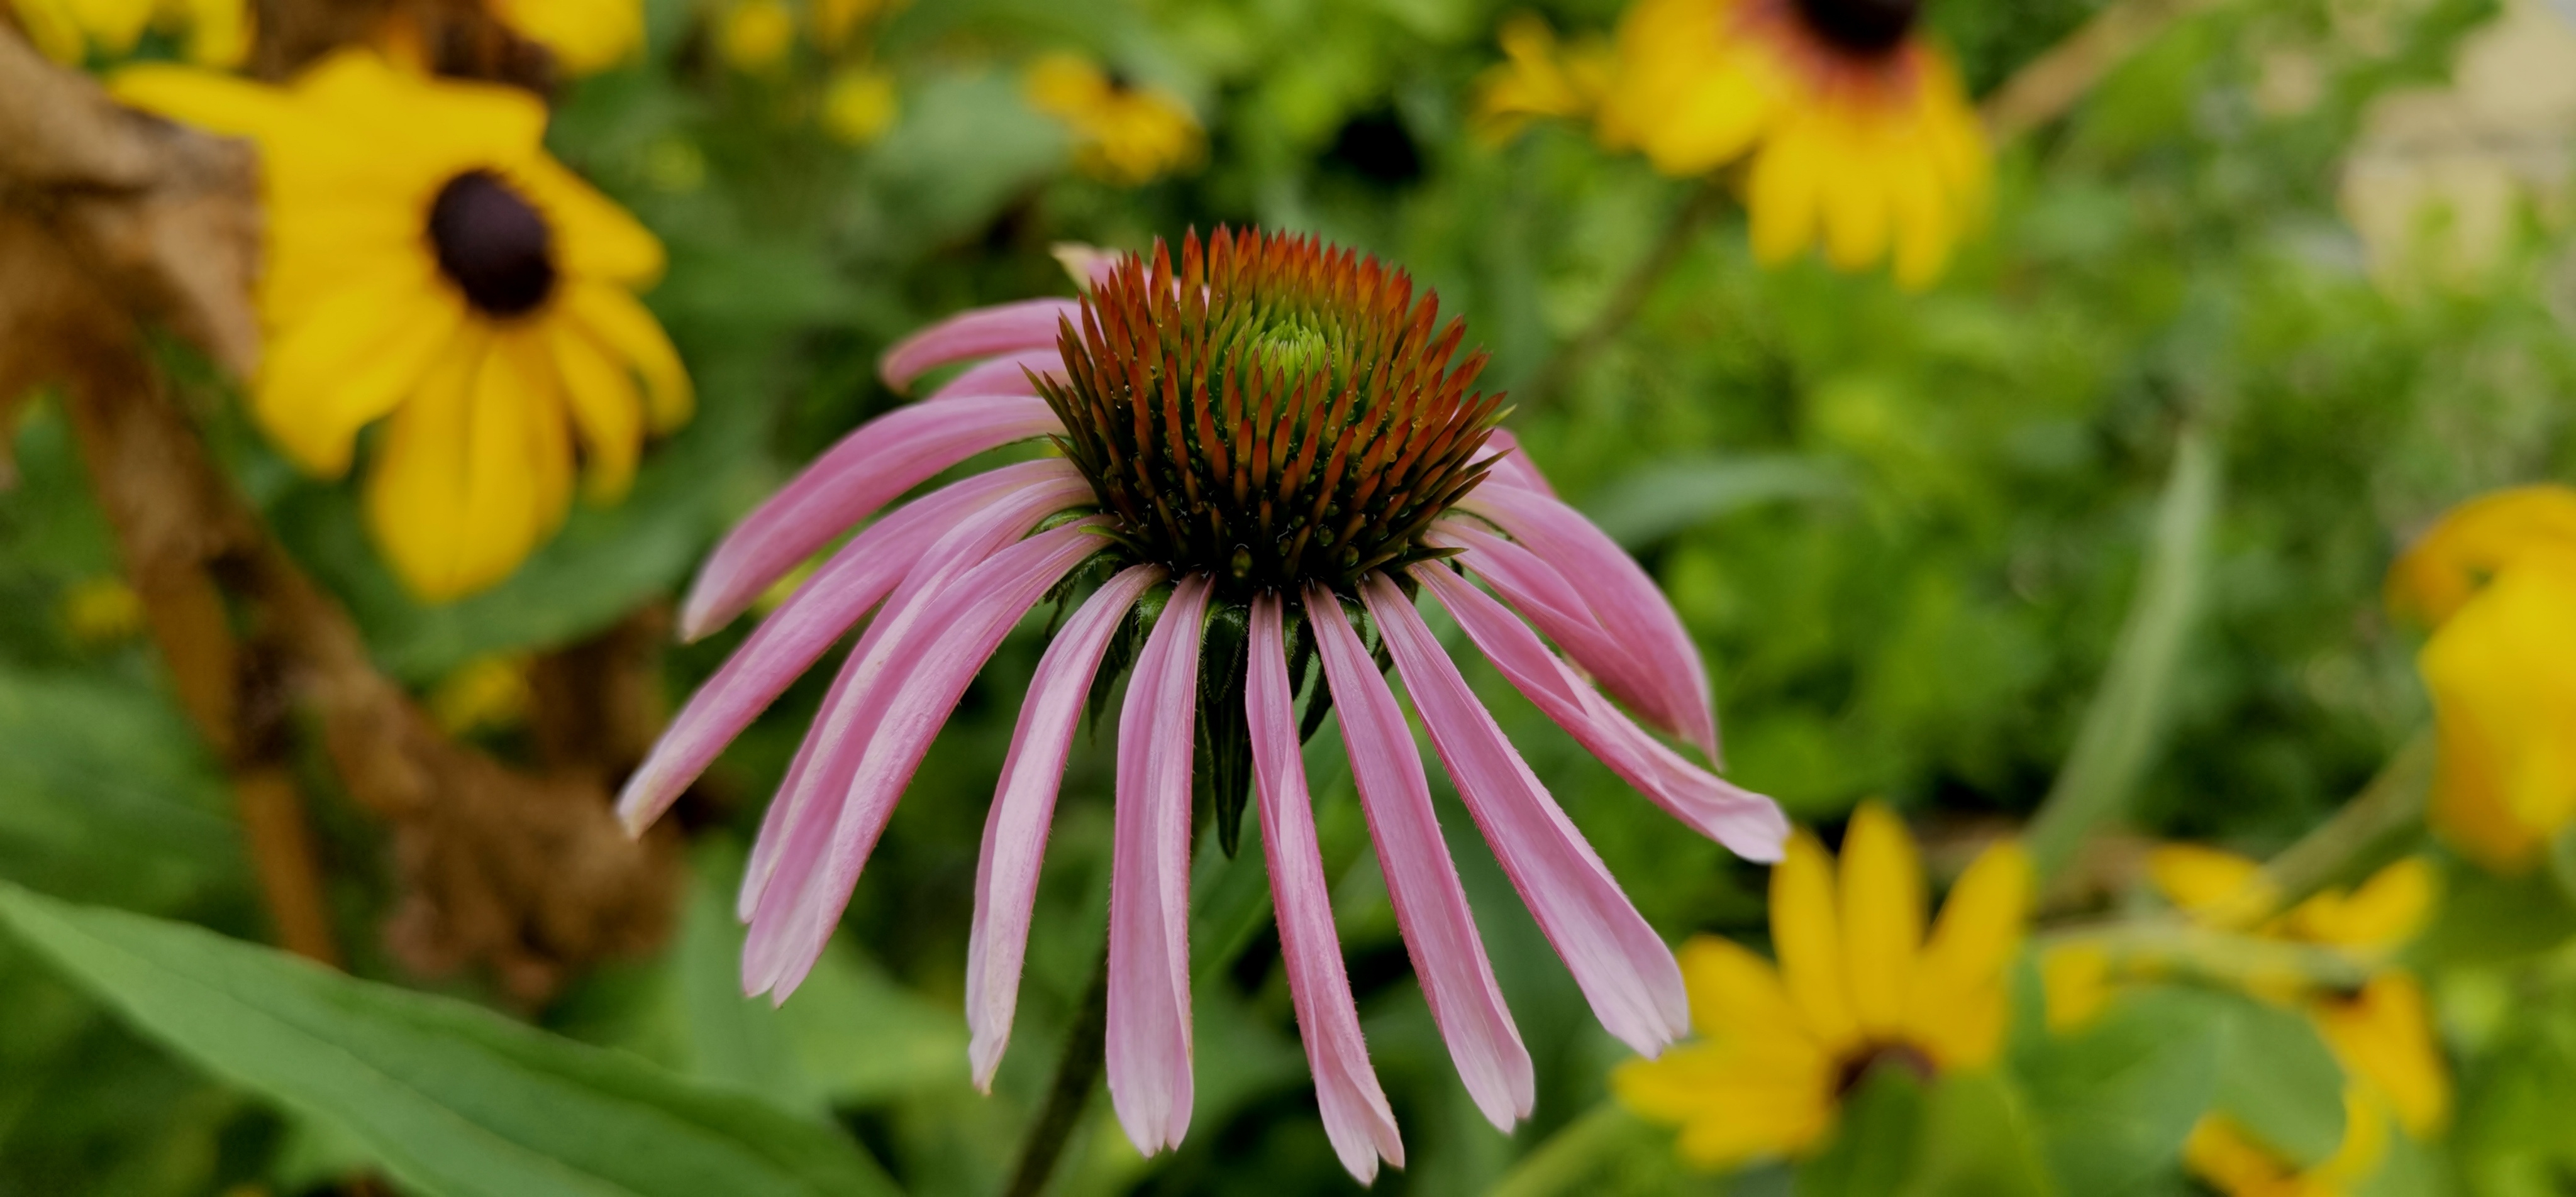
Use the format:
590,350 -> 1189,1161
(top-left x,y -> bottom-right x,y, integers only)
1004,946 -> 1112,1197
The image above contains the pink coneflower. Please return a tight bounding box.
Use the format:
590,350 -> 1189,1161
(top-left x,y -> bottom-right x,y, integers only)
617,229 -> 1786,1182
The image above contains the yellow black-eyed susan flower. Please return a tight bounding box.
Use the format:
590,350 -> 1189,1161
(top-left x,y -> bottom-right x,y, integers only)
2183,971 -> 2449,1197
2387,486 -> 2576,871
1480,0 -> 1988,288
114,51 -> 691,600
822,63 -> 897,145
13,0 -> 247,67
1023,52 -> 1203,185
718,0 -> 794,72
1615,802 -> 2029,1167
489,0 -> 644,75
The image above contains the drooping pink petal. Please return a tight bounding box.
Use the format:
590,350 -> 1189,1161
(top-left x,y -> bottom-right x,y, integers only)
926,349 -> 1067,403
621,460 -> 1082,834
966,563 -> 1167,1089
879,298 -> 1082,391
1362,574 -> 1688,1056
1430,521 -> 1663,731
1246,593 -> 1405,1182
1412,563 -> 1786,863
1304,582 -> 1534,1132
1472,429 -> 1554,497
1108,573 -> 1213,1155
1454,487 -> 1720,760
680,395 -> 1066,639
738,472 -> 1096,929
745,519 -> 1114,1000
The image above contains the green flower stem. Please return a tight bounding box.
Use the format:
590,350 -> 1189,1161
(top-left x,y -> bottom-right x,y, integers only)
2038,922 -> 2379,993
1487,1101 -> 1663,1197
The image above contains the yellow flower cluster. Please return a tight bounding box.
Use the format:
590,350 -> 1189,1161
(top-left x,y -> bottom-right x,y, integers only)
1618,803 -> 2030,1166
489,0 -> 647,76
1023,51 -> 1204,187
2387,487 -> 2576,871
1474,0 -> 1989,289
712,0 -> 904,145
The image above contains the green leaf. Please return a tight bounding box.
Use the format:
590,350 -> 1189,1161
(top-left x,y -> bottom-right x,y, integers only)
1581,453 -> 1847,549
1796,1067 -> 1928,1197
0,883 -> 899,1197
1904,1071 -> 2055,1197
2015,985 -> 2226,1196
2203,991 -> 2346,1168
0,670 -> 242,912
2024,424 -> 2221,879
669,848 -> 824,1116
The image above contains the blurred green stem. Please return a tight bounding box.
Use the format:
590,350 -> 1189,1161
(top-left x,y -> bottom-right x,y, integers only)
1518,175 -> 1731,414
2025,424 -> 2220,881
2221,729 -> 2436,925
1487,1101 -> 1657,1197
1002,946 -> 1110,1197
2039,922 -> 2376,991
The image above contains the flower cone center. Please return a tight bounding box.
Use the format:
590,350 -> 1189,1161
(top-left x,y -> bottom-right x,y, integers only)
1792,0 -> 1919,55
1833,1041 -> 1938,1097
428,170 -> 558,317
1039,228 -> 1504,600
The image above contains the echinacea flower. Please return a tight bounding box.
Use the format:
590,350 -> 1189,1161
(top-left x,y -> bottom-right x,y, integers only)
614,229 -> 1787,1179
489,0 -> 644,75
1614,803 -> 2029,1169
114,51 -> 691,600
1023,52 -> 1204,185
2386,486 -> 2576,871
1484,0 -> 1989,287
13,0 -> 247,67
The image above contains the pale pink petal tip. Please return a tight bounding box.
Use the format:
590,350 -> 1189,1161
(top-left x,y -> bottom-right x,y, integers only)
879,297 -> 1082,390
1107,575 -> 1213,1155
678,397 -> 1066,640
1307,583 -> 1535,1132
1363,575 -> 1689,1056
965,564 -> 1167,1091
1246,593 -> 1405,1182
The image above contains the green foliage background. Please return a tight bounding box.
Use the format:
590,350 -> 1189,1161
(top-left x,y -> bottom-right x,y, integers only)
9,0 -> 2576,1193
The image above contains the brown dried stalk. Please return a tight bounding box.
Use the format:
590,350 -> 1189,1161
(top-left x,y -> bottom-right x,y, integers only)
0,25 -> 674,1003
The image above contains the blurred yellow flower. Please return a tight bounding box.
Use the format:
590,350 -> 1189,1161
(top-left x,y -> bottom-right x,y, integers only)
1023,52 -> 1203,186
2148,846 -> 2434,956
1468,14 -> 1612,145
114,51 -> 691,601
2182,974 -> 2449,1197
822,64 -> 897,145
1482,0 -> 1988,288
719,0 -> 794,72
489,0 -> 644,75
2387,487 -> 2576,871
12,0 -> 248,67
430,654 -> 535,735
1616,803 -> 2029,1169
59,576 -> 145,644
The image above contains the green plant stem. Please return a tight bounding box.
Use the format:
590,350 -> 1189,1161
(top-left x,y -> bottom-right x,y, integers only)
2038,921 -> 2377,991
1002,937 -> 1111,1197
1517,175 -> 1731,414
2025,423 -> 2221,881
2224,728 -> 2436,925
1487,1101 -> 1653,1197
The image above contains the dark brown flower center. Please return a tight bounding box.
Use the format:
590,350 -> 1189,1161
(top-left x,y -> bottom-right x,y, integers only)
1038,228 -> 1504,600
1792,0 -> 1919,55
428,170 -> 557,317
1833,1042 -> 1938,1096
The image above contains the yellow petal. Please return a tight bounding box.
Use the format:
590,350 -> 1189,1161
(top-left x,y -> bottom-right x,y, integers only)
1676,935 -> 1811,1045
549,320 -> 645,502
2182,1115 -> 2299,1197
562,282 -> 691,431
67,0 -> 150,53
364,327 -> 574,599
2286,858 -> 2435,952
490,0 -> 641,75
255,270 -> 463,475
2419,546 -> 2576,868
111,64 -> 299,139
2040,942 -> 2113,1033
1614,1040 -> 1837,1170
2314,974 -> 2450,1139
1907,839 -> 2029,1067
1746,127 -> 1825,268
365,328 -> 489,597
1839,802 -> 1923,1038
513,157 -> 665,286
2387,485 -> 2576,628
1815,125 -> 1892,272
18,0 -> 88,63
1772,830 -> 1861,1053
2148,843 -> 2268,917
